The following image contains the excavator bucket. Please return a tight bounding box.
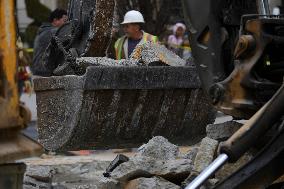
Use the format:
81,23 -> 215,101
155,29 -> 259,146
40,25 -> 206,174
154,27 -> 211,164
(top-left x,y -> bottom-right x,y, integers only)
34,0 -> 216,151
34,66 -> 216,151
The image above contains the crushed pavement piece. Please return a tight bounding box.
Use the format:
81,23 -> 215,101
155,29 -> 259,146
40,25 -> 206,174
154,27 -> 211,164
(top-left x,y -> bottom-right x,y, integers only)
181,147 -> 199,162
193,137 -> 219,173
110,156 -> 156,182
76,57 -> 141,67
124,176 -> 181,189
52,177 -> 121,189
206,121 -> 243,141
25,165 -> 55,182
22,134 -> 232,189
72,42 -> 188,76
53,57 -> 142,76
73,57 -> 141,75
23,157 -> 111,189
130,42 -> 187,66
136,136 -> 180,160
111,156 -> 192,183
215,152 -> 253,180
74,42 -> 188,76
74,42 -> 188,74
23,176 -> 51,189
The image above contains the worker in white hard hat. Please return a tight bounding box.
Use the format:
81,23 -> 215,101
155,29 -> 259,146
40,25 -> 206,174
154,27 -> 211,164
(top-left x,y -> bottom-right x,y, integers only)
114,10 -> 158,60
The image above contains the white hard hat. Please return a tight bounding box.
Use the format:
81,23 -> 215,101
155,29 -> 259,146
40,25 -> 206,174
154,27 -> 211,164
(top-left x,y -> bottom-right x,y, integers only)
121,10 -> 145,24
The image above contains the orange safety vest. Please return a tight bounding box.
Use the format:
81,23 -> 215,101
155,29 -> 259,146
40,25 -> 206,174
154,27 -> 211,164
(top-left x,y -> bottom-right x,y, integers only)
114,32 -> 158,60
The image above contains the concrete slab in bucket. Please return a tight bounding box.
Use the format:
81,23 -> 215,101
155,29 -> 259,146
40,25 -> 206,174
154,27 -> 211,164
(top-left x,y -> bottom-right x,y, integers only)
34,66 -> 216,151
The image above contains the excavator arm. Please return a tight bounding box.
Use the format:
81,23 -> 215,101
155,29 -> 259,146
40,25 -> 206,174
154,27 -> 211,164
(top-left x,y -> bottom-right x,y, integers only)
0,0 -> 42,164
182,0 -> 284,188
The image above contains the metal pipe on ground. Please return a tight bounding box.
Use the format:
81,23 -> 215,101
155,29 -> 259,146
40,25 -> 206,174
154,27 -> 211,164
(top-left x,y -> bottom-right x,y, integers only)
185,154 -> 228,189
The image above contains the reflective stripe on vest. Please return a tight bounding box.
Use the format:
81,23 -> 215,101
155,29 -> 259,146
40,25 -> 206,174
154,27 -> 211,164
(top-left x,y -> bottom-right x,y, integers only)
115,37 -> 126,60
115,33 -> 158,60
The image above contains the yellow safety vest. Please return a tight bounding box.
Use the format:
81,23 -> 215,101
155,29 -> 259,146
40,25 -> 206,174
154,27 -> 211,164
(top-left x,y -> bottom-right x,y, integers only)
115,32 -> 158,60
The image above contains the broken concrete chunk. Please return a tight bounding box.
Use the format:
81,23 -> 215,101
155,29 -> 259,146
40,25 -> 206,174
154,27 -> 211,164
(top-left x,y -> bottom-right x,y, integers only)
131,42 -> 187,66
137,136 -> 180,160
111,156 -> 192,183
25,165 -> 55,182
76,57 -> 141,67
96,177 -> 122,189
206,121 -> 243,141
23,157 -> 112,189
110,156 -> 154,182
23,175 -> 52,189
74,42 -> 188,75
73,57 -> 141,75
52,177 -> 121,189
193,137 -> 219,173
124,176 -> 180,189
75,42 -> 188,73
159,159 -> 192,184
181,147 -> 199,162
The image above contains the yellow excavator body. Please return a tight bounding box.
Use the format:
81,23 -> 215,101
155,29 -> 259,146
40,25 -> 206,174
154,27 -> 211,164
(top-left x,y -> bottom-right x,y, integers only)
0,0 -> 42,165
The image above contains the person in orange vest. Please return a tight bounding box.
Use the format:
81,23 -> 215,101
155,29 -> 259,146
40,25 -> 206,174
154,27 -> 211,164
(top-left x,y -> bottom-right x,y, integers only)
115,10 -> 158,60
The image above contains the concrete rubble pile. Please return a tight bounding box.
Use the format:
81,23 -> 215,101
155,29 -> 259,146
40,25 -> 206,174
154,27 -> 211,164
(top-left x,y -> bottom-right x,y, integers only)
55,42 -> 191,76
77,42 -> 188,67
23,121 -> 253,189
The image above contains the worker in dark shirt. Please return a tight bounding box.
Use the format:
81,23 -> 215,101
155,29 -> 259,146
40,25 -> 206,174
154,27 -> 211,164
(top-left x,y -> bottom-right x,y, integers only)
32,9 -> 67,76
114,10 -> 158,60
127,38 -> 141,57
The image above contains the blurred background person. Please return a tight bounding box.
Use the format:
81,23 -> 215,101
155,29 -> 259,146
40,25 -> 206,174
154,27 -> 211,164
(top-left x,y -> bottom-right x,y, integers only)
31,8 -> 67,76
167,22 -> 188,58
17,37 -> 33,96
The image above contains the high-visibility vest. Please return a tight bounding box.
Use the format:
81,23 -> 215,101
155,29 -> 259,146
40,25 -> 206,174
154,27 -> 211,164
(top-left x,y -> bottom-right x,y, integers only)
115,32 -> 158,60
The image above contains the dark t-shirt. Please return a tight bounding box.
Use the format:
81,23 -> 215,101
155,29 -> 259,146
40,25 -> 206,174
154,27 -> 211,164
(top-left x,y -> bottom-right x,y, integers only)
32,23 -> 57,76
128,38 -> 141,57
